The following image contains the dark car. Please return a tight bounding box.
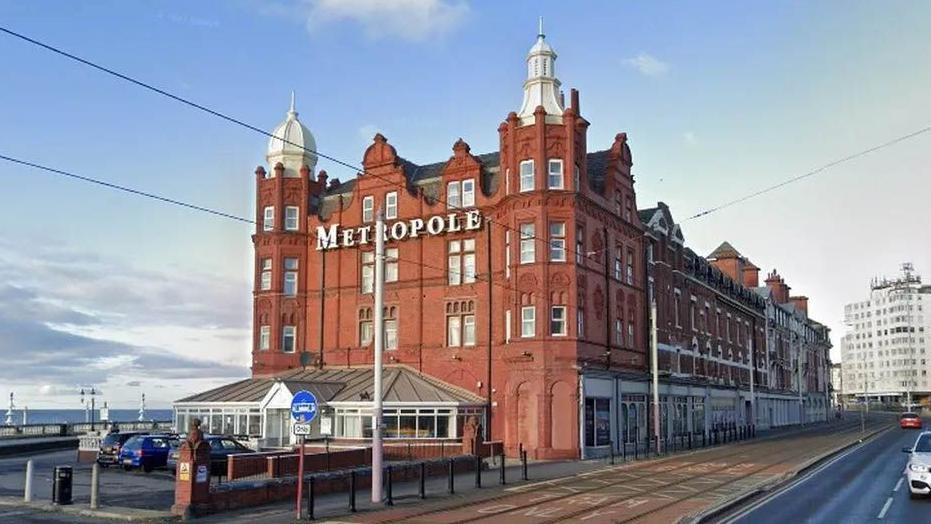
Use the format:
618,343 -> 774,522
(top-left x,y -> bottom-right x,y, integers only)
119,434 -> 179,473
97,431 -> 144,467
167,435 -> 253,475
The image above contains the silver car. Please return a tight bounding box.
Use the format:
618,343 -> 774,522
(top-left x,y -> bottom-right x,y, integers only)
903,431 -> 931,498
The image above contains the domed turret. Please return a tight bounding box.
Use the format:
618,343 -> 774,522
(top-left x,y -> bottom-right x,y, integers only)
267,92 -> 317,177
517,17 -> 564,125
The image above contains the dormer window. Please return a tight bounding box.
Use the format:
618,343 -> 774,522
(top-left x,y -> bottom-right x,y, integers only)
547,159 -> 563,189
446,179 -> 475,209
519,160 -> 534,192
447,182 -> 461,209
362,196 -> 374,223
462,179 -> 475,207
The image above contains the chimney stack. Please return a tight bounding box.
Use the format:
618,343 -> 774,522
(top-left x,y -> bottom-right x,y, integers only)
790,296 -> 809,315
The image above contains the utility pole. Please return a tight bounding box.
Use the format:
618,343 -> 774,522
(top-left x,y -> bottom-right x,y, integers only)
371,210 -> 385,504
651,301 -> 660,453
749,333 -> 755,427
903,262 -> 914,411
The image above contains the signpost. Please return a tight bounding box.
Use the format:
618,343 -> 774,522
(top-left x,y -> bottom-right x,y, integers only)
292,390 -> 317,519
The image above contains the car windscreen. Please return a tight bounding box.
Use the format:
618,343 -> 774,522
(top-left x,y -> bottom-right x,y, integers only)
902,413 -> 920,419
915,434 -> 931,452
122,437 -> 141,449
102,434 -> 121,446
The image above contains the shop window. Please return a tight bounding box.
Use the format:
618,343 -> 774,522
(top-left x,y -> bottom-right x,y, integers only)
584,398 -> 611,447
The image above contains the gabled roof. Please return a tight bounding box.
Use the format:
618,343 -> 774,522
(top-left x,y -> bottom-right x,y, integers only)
708,241 -> 742,260
175,366 -> 484,405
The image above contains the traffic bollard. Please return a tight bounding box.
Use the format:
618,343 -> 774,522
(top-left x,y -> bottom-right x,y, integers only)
521,450 -> 528,480
90,463 -> 100,510
448,459 -> 455,494
689,432 -> 693,450
499,453 -> 506,485
475,455 -> 482,488
419,462 -> 427,499
23,459 -> 33,503
307,476 -> 315,520
385,466 -> 393,506
348,471 -> 356,513
609,442 -> 615,465
634,439 -> 639,460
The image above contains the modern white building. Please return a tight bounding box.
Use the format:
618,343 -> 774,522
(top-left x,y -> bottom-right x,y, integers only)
841,263 -> 931,408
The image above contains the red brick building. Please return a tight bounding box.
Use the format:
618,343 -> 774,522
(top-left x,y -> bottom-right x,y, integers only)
249,27 -> 646,459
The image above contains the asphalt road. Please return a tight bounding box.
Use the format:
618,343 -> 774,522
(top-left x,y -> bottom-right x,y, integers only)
726,419 -> 926,524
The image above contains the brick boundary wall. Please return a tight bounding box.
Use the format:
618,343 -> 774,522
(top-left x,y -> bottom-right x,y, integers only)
208,455 -> 476,514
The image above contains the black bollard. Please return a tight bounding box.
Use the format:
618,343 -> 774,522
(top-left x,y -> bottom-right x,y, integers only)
689,432 -> 693,450
419,462 -> 426,499
448,459 -> 455,494
385,466 -> 394,506
609,441 -> 615,465
475,455 -> 482,488
622,440 -> 627,461
348,470 -> 356,513
499,452 -> 506,485
634,438 -> 639,460
521,450 -> 528,480
307,476 -> 315,521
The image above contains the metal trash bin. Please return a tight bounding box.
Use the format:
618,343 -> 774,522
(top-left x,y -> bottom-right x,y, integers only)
52,465 -> 73,505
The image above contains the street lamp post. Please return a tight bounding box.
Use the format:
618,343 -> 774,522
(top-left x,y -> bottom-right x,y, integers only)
81,387 -> 97,431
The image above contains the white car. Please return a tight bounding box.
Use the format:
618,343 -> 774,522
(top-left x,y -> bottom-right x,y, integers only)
903,431 -> 931,498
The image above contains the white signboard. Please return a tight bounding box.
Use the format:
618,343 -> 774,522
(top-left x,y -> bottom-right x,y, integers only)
293,422 -> 312,436
319,417 -> 332,436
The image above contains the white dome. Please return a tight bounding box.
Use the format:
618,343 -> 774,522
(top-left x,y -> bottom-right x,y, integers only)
266,93 -> 317,177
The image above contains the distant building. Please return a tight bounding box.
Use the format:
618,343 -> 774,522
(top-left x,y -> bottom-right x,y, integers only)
831,362 -> 843,407
841,264 -> 931,408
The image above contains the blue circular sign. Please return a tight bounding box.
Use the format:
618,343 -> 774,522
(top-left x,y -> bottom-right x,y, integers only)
291,390 -> 318,423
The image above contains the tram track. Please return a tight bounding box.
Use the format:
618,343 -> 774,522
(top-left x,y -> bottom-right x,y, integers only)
378,418 -> 881,524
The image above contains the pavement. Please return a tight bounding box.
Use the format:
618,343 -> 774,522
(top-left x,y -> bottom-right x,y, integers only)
717,415 -> 930,523
200,416 -> 892,524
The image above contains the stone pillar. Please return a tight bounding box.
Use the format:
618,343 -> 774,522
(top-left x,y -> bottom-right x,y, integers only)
171,418 -> 213,518
461,416 -> 483,456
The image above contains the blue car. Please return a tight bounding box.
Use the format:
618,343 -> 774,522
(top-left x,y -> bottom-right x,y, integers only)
119,434 -> 179,473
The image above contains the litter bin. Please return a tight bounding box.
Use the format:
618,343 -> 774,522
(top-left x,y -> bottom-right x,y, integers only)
52,465 -> 73,505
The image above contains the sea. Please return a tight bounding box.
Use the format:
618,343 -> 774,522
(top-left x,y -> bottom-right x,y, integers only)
6,409 -> 173,425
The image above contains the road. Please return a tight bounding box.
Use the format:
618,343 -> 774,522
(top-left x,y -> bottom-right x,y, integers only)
724,418 -> 924,524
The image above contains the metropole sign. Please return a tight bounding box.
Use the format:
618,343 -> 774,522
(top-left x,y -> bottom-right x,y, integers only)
315,209 -> 483,251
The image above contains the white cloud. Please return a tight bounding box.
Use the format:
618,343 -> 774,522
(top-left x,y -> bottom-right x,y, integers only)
623,53 -> 670,77
303,0 -> 469,41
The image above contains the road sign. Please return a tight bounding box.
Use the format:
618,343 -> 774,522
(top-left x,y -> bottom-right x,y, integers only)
291,390 -> 318,423
293,423 -> 312,436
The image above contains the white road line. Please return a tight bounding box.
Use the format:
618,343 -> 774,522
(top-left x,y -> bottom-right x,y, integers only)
877,496 -> 893,519
894,477 -> 904,492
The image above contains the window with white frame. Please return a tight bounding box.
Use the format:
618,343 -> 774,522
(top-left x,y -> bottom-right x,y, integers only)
362,196 -> 374,223
505,309 -> 511,343
547,159 -> 563,189
448,239 -> 476,285
386,248 -> 398,283
284,258 -> 298,296
521,306 -> 535,337
447,181 -> 461,209
549,222 -> 566,262
385,192 -> 398,220
505,231 -> 511,279
263,206 -> 274,231
615,318 -> 623,346
577,307 -> 585,339
626,248 -> 634,284
385,307 -> 398,350
462,179 -> 475,207
519,223 -> 535,264
551,306 -> 567,335
519,160 -> 534,192
361,252 -> 374,294
576,225 -> 584,264
260,258 -> 272,291
446,301 -> 476,347
359,308 -> 373,346
285,206 -> 299,231
282,325 -> 296,353
259,325 -> 270,351
614,247 -> 622,280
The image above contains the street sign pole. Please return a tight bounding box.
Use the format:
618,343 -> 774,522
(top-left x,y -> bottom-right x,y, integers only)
372,209 -> 385,504
290,390 -> 318,520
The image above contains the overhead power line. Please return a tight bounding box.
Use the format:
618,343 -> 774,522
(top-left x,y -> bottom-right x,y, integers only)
0,154 -> 255,224
685,126 -> 931,221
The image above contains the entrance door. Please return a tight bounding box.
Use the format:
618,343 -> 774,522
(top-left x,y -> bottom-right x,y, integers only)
264,409 -> 290,448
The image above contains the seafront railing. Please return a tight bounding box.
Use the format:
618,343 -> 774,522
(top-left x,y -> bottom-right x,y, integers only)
0,420 -> 172,439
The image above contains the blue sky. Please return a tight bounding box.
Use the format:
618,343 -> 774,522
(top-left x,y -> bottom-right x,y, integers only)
0,0 -> 929,407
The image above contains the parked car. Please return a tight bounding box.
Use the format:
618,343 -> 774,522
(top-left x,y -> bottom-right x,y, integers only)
901,413 -> 923,429
167,435 -> 253,475
97,431 -> 144,467
904,431 -> 931,498
119,434 -> 179,473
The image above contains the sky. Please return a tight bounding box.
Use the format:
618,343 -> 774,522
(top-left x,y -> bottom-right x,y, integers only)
0,0 -> 929,408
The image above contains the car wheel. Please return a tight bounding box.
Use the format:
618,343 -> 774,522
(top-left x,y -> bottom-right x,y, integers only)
122,464 -> 131,471
143,462 -> 153,473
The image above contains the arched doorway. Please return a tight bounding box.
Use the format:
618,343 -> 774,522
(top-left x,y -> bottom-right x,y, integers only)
550,381 -> 573,450
516,382 -> 537,451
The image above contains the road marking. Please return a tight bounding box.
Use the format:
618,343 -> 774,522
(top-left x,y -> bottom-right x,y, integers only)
877,496 -> 893,519
894,477 -> 904,492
